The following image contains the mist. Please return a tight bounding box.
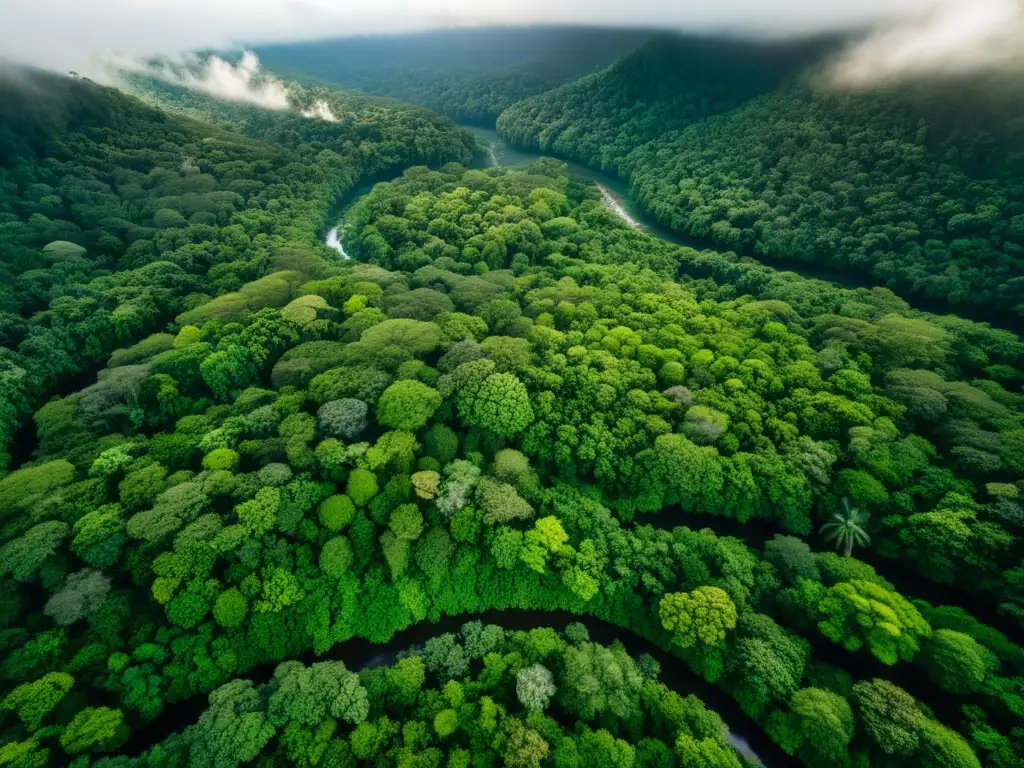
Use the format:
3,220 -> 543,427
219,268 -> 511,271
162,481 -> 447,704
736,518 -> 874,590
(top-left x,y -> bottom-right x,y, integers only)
115,50 -> 339,119
3,0 -> 1022,90
829,0 -> 1024,87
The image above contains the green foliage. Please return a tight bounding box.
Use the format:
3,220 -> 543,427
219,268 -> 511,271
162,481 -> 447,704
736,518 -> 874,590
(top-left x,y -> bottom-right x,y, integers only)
497,34 -> 1024,317
320,536 -> 354,579
346,469 -> 379,507
0,77 -> 1018,768
213,589 -> 249,629
922,630 -> 991,694
59,706 -> 127,754
319,495 -> 356,531
376,380 -> 442,431
817,580 -> 931,665
2,672 -> 73,730
660,587 -> 737,649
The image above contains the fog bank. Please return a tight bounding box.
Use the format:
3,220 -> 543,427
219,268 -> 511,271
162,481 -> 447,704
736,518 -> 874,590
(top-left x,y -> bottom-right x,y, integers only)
2,1 -> 1020,89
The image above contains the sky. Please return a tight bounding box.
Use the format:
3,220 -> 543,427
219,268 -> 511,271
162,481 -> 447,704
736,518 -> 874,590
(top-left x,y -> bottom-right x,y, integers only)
1,0 -> 1021,86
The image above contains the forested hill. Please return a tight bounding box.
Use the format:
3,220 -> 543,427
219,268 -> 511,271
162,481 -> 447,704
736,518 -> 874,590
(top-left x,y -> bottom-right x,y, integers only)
495,33 -> 831,173
252,26 -> 657,125
496,34 -> 1024,321
0,67 -> 473,471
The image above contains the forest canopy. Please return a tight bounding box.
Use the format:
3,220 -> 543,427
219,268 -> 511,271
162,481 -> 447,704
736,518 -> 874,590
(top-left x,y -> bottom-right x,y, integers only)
1,31 -> 1023,768
496,34 -> 1024,320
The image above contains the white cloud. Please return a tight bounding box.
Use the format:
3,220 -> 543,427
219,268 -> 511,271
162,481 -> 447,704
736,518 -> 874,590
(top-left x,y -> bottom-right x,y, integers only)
300,100 -> 338,121
829,0 -> 1024,87
141,51 -> 290,108
111,50 -> 341,119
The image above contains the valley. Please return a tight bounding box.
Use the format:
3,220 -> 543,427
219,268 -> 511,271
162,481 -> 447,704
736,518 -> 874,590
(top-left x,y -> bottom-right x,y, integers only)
0,23 -> 1022,768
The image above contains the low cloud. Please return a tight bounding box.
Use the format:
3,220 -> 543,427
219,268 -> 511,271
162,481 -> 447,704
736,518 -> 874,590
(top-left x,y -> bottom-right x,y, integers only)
300,100 -> 338,121
113,50 -> 337,119
149,51 -> 290,108
828,0 -> 1024,87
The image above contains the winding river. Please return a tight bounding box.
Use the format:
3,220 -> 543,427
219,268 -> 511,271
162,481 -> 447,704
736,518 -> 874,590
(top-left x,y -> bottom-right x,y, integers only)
324,126 -> 659,261
326,127 -> 884,294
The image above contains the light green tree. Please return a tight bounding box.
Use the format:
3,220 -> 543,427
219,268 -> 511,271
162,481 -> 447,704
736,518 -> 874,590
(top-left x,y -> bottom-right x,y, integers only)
659,587 -> 737,649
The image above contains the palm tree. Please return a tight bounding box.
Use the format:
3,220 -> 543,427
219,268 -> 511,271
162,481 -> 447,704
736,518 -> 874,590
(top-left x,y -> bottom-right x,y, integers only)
820,498 -> 870,558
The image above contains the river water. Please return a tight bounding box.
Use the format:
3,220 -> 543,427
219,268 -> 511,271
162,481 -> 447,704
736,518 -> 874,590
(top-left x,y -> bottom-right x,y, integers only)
323,126 -> 657,261
325,127 -> 879,294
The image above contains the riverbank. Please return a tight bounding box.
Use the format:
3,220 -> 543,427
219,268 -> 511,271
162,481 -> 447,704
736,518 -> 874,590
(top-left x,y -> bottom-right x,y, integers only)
479,125 -> 1021,332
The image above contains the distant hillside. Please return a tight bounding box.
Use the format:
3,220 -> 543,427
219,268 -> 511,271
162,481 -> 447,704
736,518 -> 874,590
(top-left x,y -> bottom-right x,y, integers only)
497,33 -> 830,173
496,34 -> 1024,319
253,26 -> 656,125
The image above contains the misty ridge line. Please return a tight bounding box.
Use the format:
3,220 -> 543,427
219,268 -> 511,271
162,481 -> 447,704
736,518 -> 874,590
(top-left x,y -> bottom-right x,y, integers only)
70,0 -> 1024,116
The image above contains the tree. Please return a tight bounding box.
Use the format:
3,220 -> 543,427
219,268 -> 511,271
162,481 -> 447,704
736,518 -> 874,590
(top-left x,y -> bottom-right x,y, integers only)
213,588 -> 249,629
503,721 -> 549,768
235,486 -> 281,536
376,380 -> 442,431
318,495 -> 356,531
558,642 -> 642,721
820,498 -> 870,557
516,664 -> 556,711
43,569 -> 110,626
918,720 -> 982,768
387,656 -> 426,708
317,398 -> 368,439
659,587 -> 737,649
475,476 -> 533,524
763,535 -> 820,582
433,708 -> 458,738
817,580 -> 931,665
520,516 -> 568,574
389,503 -> 424,541
2,672 -> 73,730
468,372 -> 534,437
411,470 -> 440,500
320,536 -> 354,579
423,633 -> 469,681
187,679 -> 276,767
922,630 -> 990,694
787,687 -> 854,760
847,679 -> 921,757
423,423 -> 458,464
266,661 -> 368,727
414,527 -> 456,583
71,504 -> 126,569
0,521 -> 68,581
674,734 -> 741,768
346,468 -> 379,506
59,706 -> 128,754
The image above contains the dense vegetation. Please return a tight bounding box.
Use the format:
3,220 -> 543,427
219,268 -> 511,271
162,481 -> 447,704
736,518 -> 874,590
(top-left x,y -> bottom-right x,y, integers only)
0,68 -> 473,470
2,148 -> 1022,768
496,35 -> 1024,319
121,623 -> 744,767
253,27 -> 655,125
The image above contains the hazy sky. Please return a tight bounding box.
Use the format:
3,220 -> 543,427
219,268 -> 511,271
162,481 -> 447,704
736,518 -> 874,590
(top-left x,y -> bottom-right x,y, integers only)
0,0 -> 952,71
3,0 -> 1021,88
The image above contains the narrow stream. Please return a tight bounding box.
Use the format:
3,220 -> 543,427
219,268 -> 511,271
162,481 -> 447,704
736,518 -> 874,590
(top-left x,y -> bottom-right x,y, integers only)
325,225 -> 348,258
120,611 -> 777,766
